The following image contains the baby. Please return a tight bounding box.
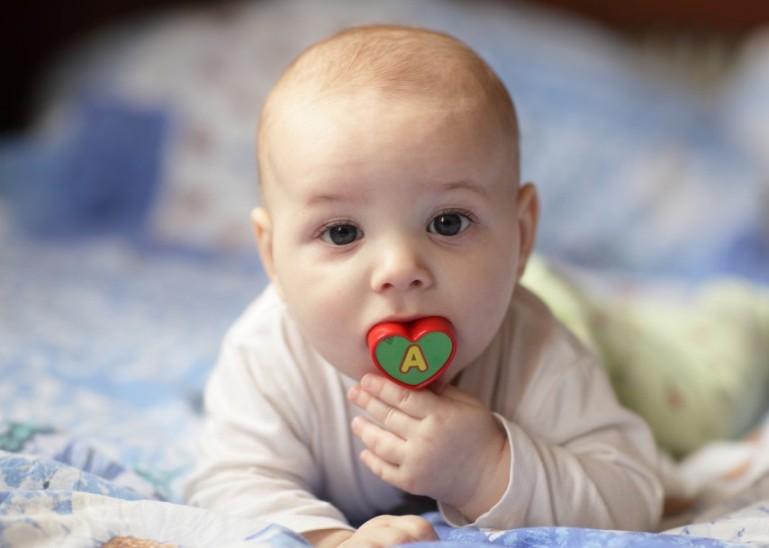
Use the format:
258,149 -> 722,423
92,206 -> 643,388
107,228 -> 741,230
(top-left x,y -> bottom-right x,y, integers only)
185,25 -> 663,547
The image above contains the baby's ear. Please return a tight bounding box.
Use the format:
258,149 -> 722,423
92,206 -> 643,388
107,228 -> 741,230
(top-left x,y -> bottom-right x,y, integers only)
515,183 -> 540,280
251,207 -> 278,284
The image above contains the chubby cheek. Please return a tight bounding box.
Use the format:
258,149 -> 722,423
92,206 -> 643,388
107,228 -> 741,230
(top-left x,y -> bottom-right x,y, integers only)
450,246 -> 518,367
294,299 -> 369,378
274,252 -> 372,379
454,285 -> 512,368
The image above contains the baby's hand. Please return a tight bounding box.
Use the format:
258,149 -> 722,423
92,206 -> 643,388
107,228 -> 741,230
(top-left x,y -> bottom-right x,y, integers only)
348,374 -> 510,521
339,515 -> 437,548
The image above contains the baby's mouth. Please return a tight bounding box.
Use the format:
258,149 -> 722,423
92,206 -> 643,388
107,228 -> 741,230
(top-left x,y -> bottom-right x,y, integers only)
374,314 -> 426,328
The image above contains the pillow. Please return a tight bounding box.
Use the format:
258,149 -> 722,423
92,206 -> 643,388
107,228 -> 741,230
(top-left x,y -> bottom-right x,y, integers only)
524,257 -> 769,457
2,97 -> 167,239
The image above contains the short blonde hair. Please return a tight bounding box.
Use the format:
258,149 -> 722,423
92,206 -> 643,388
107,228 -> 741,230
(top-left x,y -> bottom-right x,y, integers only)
258,25 -> 520,186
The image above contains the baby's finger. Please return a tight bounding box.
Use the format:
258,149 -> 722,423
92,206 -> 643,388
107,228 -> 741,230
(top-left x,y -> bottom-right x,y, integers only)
389,515 -> 438,541
344,522 -> 429,548
351,416 -> 405,465
348,385 -> 416,436
360,374 -> 436,419
360,448 -> 401,488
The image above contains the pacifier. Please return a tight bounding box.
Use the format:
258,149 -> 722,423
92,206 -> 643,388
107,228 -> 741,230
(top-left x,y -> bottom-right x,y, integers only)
367,317 -> 456,390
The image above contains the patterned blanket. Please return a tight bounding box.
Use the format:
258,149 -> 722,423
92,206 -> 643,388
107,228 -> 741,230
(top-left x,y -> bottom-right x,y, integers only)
0,433 -> 756,547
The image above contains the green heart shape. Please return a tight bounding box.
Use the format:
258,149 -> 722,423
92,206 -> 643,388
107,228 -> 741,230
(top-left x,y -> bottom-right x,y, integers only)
374,332 -> 453,387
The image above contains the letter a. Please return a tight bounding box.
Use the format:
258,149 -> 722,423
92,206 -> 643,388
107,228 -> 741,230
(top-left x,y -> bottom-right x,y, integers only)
400,344 -> 428,373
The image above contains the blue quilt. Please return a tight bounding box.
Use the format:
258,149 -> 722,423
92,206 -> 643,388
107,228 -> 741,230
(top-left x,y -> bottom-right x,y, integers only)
0,431 -> 747,547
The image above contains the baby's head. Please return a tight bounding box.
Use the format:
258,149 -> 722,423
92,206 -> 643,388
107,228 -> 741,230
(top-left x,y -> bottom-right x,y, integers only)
253,25 -> 538,383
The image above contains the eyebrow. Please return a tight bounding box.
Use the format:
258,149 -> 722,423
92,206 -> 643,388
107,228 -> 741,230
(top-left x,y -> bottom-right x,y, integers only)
304,191 -> 364,207
434,179 -> 488,197
303,179 -> 486,206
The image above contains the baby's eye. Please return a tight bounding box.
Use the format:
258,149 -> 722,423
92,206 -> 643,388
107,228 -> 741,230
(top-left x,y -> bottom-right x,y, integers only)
320,223 -> 362,246
427,212 -> 472,236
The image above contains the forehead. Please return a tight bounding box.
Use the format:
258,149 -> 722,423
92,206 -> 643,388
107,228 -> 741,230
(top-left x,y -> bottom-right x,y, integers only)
261,90 -> 515,204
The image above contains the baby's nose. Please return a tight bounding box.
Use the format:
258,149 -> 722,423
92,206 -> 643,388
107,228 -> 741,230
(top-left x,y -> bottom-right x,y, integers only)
370,239 -> 433,293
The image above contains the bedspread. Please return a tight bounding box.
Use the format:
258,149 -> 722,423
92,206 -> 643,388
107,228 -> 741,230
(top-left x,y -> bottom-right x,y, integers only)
0,442 -> 757,547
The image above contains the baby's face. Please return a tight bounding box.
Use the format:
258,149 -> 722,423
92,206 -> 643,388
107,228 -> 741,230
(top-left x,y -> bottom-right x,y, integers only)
255,91 -> 537,383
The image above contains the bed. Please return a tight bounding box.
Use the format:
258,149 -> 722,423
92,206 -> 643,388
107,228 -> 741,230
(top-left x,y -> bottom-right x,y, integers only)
2,0 -> 769,545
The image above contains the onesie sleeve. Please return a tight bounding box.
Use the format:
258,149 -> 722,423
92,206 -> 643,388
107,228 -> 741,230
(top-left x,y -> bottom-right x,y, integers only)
184,335 -> 354,535
439,354 -> 663,531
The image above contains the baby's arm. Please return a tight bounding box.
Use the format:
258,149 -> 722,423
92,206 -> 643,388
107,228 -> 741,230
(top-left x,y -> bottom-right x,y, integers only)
349,358 -> 662,531
185,339 -> 353,536
490,354 -> 664,530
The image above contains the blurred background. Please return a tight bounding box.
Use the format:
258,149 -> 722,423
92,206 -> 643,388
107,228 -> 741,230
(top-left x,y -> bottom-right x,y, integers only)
4,0 -> 769,132
1,0 -> 768,499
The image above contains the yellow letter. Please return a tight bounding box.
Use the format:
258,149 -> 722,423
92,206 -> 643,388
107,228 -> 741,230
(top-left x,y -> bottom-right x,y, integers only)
400,344 -> 428,373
